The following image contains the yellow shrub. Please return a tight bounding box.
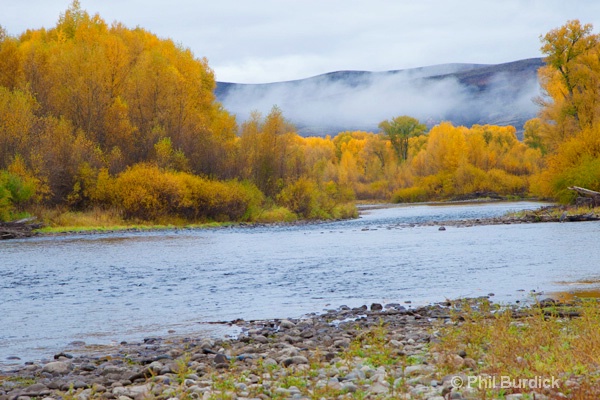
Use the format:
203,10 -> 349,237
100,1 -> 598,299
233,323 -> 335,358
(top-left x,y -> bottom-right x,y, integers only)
391,186 -> 428,203
110,164 -> 262,222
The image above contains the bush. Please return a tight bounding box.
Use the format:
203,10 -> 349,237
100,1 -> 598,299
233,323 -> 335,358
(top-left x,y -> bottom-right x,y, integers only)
0,170 -> 36,221
391,186 -> 428,203
277,178 -> 355,219
277,178 -> 319,218
111,164 -> 262,222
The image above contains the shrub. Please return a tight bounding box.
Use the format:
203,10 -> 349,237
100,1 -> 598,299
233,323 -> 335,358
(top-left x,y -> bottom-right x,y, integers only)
0,169 -> 37,221
277,177 -> 319,218
391,186 -> 428,203
111,164 -> 262,222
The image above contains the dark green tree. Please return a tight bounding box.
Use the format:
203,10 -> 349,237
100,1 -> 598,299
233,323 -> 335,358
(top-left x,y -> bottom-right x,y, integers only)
378,115 -> 426,162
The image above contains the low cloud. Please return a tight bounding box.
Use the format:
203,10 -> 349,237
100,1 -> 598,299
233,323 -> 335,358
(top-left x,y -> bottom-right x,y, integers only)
218,61 -> 542,136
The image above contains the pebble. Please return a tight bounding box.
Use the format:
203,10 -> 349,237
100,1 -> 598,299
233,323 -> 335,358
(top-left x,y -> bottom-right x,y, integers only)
0,302 -> 562,400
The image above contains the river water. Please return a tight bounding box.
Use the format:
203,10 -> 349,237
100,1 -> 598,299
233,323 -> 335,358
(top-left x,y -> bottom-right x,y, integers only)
2,201 -> 600,366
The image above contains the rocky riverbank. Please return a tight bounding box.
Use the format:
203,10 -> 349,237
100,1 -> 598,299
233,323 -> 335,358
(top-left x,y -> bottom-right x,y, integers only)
0,300 -> 565,400
421,204 -> 600,229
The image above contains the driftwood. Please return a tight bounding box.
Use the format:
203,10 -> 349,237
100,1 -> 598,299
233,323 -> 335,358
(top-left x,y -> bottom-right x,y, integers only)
568,186 -> 600,207
0,217 -> 43,240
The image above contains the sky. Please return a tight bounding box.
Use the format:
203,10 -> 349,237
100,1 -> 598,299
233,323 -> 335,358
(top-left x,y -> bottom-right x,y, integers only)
3,0 -> 600,84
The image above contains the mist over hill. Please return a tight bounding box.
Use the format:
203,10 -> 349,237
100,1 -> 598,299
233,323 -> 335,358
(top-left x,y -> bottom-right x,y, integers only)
215,58 -> 544,138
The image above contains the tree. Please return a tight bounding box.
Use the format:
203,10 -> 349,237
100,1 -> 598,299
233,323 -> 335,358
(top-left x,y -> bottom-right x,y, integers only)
378,116 -> 426,162
523,118 -> 547,154
538,20 -> 600,149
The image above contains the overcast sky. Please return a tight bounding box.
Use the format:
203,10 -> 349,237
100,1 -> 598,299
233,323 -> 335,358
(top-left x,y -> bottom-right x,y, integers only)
3,0 -> 600,83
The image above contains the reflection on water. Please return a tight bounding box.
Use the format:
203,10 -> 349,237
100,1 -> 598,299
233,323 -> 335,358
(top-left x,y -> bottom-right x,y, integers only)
2,201 -> 600,366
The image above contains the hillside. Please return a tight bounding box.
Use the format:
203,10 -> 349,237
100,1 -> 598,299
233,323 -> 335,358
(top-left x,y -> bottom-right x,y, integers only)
216,58 -> 544,138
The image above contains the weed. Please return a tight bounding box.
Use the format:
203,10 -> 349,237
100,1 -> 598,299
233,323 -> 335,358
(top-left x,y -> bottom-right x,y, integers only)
434,298 -> 600,398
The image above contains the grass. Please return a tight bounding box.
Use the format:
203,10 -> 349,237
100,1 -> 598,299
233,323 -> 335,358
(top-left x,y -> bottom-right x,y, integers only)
29,206 -> 239,234
434,298 -> 600,399
26,202 -> 357,234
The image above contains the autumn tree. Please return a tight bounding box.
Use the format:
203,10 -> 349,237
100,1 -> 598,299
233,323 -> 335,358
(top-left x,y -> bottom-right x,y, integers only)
531,20 -> 600,201
238,106 -> 297,197
538,20 -> 600,151
0,1 -> 238,207
378,116 -> 426,162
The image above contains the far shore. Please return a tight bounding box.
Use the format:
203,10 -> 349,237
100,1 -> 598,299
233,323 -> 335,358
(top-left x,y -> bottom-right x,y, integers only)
13,199 -> 596,241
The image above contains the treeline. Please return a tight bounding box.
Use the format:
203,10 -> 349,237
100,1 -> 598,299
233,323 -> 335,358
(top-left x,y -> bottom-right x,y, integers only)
0,2 -> 356,223
0,5 -> 596,224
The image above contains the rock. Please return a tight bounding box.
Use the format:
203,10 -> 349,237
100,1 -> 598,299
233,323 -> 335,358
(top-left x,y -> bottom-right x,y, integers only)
341,382 -> 358,392
263,358 -> 277,366
463,357 -> 477,369
368,381 -> 390,394
53,352 -> 74,360
252,335 -> 269,344
404,364 -> 435,377
281,355 -> 308,367
439,226 -> 446,231
213,353 -> 228,364
42,361 -> 71,375
274,387 -> 292,396
448,354 -> 465,369
79,364 -> 96,372
72,380 -> 88,389
333,338 -> 351,348
344,370 -> 366,381
370,303 -> 383,311
327,378 -> 342,390
20,383 -> 51,397
279,319 -> 296,329
112,383 -> 151,398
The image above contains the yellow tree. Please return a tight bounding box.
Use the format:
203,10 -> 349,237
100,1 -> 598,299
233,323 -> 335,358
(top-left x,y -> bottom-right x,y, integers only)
538,20 -> 600,151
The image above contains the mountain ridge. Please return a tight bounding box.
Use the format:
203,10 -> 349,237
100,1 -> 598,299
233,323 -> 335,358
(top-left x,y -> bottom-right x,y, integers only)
215,58 -> 545,138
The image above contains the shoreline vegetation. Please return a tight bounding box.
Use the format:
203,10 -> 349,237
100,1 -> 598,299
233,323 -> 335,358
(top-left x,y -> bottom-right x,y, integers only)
2,200 -> 598,240
2,297 -> 600,399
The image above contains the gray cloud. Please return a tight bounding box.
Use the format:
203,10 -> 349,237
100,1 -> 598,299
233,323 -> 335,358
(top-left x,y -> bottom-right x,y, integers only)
3,1 -> 599,83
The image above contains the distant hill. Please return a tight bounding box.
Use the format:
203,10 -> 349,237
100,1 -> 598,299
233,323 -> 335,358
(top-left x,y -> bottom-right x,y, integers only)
215,58 -> 545,138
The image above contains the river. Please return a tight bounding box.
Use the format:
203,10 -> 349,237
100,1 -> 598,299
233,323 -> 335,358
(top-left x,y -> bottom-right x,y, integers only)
1,201 -> 599,366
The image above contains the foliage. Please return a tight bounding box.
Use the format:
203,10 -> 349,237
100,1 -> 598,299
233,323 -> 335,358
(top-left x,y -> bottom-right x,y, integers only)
435,299 -> 600,398
105,164 -> 261,222
529,20 -> 600,202
276,177 -> 355,219
0,157 -> 43,221
0,0 -> 236,204
390,123 -> 540,202
378,115 -> 426,162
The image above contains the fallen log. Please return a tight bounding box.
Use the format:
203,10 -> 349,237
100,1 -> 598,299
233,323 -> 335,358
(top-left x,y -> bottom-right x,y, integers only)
568,186 -> 600,197
0,217 -> 43,240
568,186 -> 600,207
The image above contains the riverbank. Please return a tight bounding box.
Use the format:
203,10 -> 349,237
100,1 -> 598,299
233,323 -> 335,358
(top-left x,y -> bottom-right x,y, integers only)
1,298 -> 598,399
10,201 -> 600,241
